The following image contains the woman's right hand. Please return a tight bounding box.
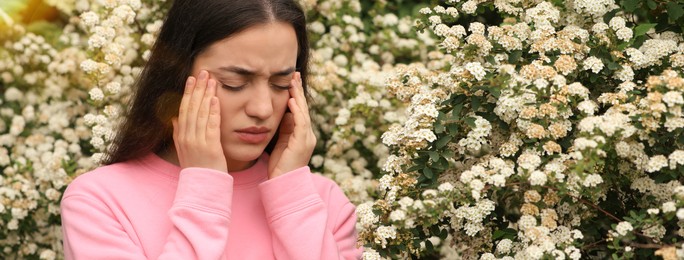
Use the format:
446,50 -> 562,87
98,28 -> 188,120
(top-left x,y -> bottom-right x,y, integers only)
172,70 -> 227,172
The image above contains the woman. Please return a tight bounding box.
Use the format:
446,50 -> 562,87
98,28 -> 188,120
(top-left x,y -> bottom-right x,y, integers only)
60,0 -> 363,259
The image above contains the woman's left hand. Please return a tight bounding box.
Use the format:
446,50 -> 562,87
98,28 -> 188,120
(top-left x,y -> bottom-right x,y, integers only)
268,72 -> 316,179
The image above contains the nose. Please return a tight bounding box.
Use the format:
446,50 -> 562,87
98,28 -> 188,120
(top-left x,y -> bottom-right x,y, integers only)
244,81 -> 274,120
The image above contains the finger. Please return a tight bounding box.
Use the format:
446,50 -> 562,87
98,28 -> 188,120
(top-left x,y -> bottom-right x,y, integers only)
177,77 -> 195,140
287,97 -> 308,141
196,78 -> 216,143
186,70 -> 209,139
206,96 -> 221,142
291,72 -> 310,122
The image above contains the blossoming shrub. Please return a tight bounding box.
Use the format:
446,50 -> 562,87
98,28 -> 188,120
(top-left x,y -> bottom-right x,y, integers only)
0,0 -> 431,258
2,0 -> 684,259
359,0 -> 684,259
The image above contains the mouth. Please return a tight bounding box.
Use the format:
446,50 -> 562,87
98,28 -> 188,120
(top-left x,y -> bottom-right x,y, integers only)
235,126 -> 270,144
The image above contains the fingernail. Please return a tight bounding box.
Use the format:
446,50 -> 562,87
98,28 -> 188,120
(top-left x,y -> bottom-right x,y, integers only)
199,70 -> 207,80
187,76 -> 195,85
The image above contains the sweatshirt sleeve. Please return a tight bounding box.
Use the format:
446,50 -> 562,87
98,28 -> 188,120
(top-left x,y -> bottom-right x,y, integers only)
61,168 -> 233,260
258,167 -> 363,260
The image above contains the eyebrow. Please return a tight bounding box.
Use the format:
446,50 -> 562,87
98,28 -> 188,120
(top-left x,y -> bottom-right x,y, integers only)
217,66 -> 296,77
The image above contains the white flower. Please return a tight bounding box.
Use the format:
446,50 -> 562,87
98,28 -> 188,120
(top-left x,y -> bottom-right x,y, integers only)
462,1 -> 478,14
583,56 -> 604,74
647,208 -> 660,215
438,182 -> 454,192
80,11 -> 99,27
309,21 -> 325,34
662,91 -> 684,107
615,221 -> 633,236
583,174 -> 603,187
39,249 -> 56,260
362,248 -> 382,260
335,108 -> 350,125
614,65 -> 634,82
615,27 -> 633,41
357,202 -> 379,226
609,17 -> 626,31
419,7 -> 432,15
496,239 -> 513,254
4,87 -> 23,101
375,226 -> 397,248
577,100 -> 598,115
677,209 -> 684,220
662,201 -> 677,213
529,170 -> 547,186
389,209 -> 407,222
89,87 -> 105,101
465,62 -> 487,80
80,59 -> 98,73
646,155 -> 668,173
592,22 -> 609,33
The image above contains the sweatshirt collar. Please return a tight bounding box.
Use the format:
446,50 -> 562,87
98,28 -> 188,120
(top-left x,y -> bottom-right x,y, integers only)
139,153 -> 269,188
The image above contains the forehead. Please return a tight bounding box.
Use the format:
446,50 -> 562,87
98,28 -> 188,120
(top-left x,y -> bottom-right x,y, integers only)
195,22 -> 299,74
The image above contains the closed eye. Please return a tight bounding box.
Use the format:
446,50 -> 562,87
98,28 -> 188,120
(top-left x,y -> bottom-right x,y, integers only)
220,83 -> 245,91
273,84 -> 291,90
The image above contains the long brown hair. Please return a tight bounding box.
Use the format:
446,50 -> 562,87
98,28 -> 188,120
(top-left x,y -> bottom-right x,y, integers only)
103,0 -> 310,165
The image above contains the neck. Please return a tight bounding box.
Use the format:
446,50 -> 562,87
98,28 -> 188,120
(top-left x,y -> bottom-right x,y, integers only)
156,146 -> 257,172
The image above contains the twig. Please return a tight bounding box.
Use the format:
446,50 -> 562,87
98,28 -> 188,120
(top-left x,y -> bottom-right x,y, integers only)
0,7 -> 14,26
629,242 -> 666,249
577,198 -> 622,222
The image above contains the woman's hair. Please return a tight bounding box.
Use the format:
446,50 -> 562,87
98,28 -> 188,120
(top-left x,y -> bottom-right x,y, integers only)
103,0 -> 309,165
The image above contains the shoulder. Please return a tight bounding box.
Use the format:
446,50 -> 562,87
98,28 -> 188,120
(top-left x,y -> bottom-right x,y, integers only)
309,173 -> 354,210
62,159 -> 151,200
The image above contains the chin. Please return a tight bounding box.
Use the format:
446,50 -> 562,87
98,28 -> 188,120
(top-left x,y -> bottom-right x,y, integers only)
223,144 -> 267,162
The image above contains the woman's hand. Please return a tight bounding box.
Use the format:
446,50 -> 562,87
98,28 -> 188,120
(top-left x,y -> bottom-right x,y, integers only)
172,70 -> 227,172
268,72 -> 316,179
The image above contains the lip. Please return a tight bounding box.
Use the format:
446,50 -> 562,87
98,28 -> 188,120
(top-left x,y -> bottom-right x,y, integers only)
235,126 -> 270,144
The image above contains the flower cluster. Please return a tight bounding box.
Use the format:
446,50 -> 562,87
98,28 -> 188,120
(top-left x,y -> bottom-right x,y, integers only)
358,0 -> 684,259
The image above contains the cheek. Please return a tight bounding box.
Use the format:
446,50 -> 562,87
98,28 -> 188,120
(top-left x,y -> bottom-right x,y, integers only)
272,91 -> 289,112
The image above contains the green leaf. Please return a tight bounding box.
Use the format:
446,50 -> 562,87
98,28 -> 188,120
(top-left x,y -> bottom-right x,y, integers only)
472,96 -> 482,111
489,86 -> 501,98
667,2 -> 684,21
634,23 -> 657,36
646,0 -> 657,10
623,0 -> 639,12
485,55 -> 497,65
405,164 -> 424,172
428,151 -> 440,162
607,61 -> 621,70
508,50 -> 522,63
451,103 -> 464,120
465,117 -> 477,128
436,135 -> 452,149
423,167 -> 434,179
447,124 -> 459,134
435,123 -> 445,134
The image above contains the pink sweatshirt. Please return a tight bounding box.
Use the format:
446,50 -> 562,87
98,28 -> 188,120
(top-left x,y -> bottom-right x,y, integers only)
61,153 -> 363,259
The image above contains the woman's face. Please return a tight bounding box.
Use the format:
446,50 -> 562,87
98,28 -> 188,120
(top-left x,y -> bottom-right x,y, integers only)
190,21 -> 298,171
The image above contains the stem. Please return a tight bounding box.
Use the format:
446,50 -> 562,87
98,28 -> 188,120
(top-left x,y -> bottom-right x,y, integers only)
0,7 -> 14,26
577,198 -> 622,222
629,242 -> 666,249
582,239 -> 607,250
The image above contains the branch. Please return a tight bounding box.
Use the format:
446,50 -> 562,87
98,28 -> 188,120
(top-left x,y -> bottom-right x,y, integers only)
577,198 -> 622,222
0,7 -> 14,26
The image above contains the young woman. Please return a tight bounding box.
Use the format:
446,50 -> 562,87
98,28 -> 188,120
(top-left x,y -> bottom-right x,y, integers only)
60,0 -> 363,259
